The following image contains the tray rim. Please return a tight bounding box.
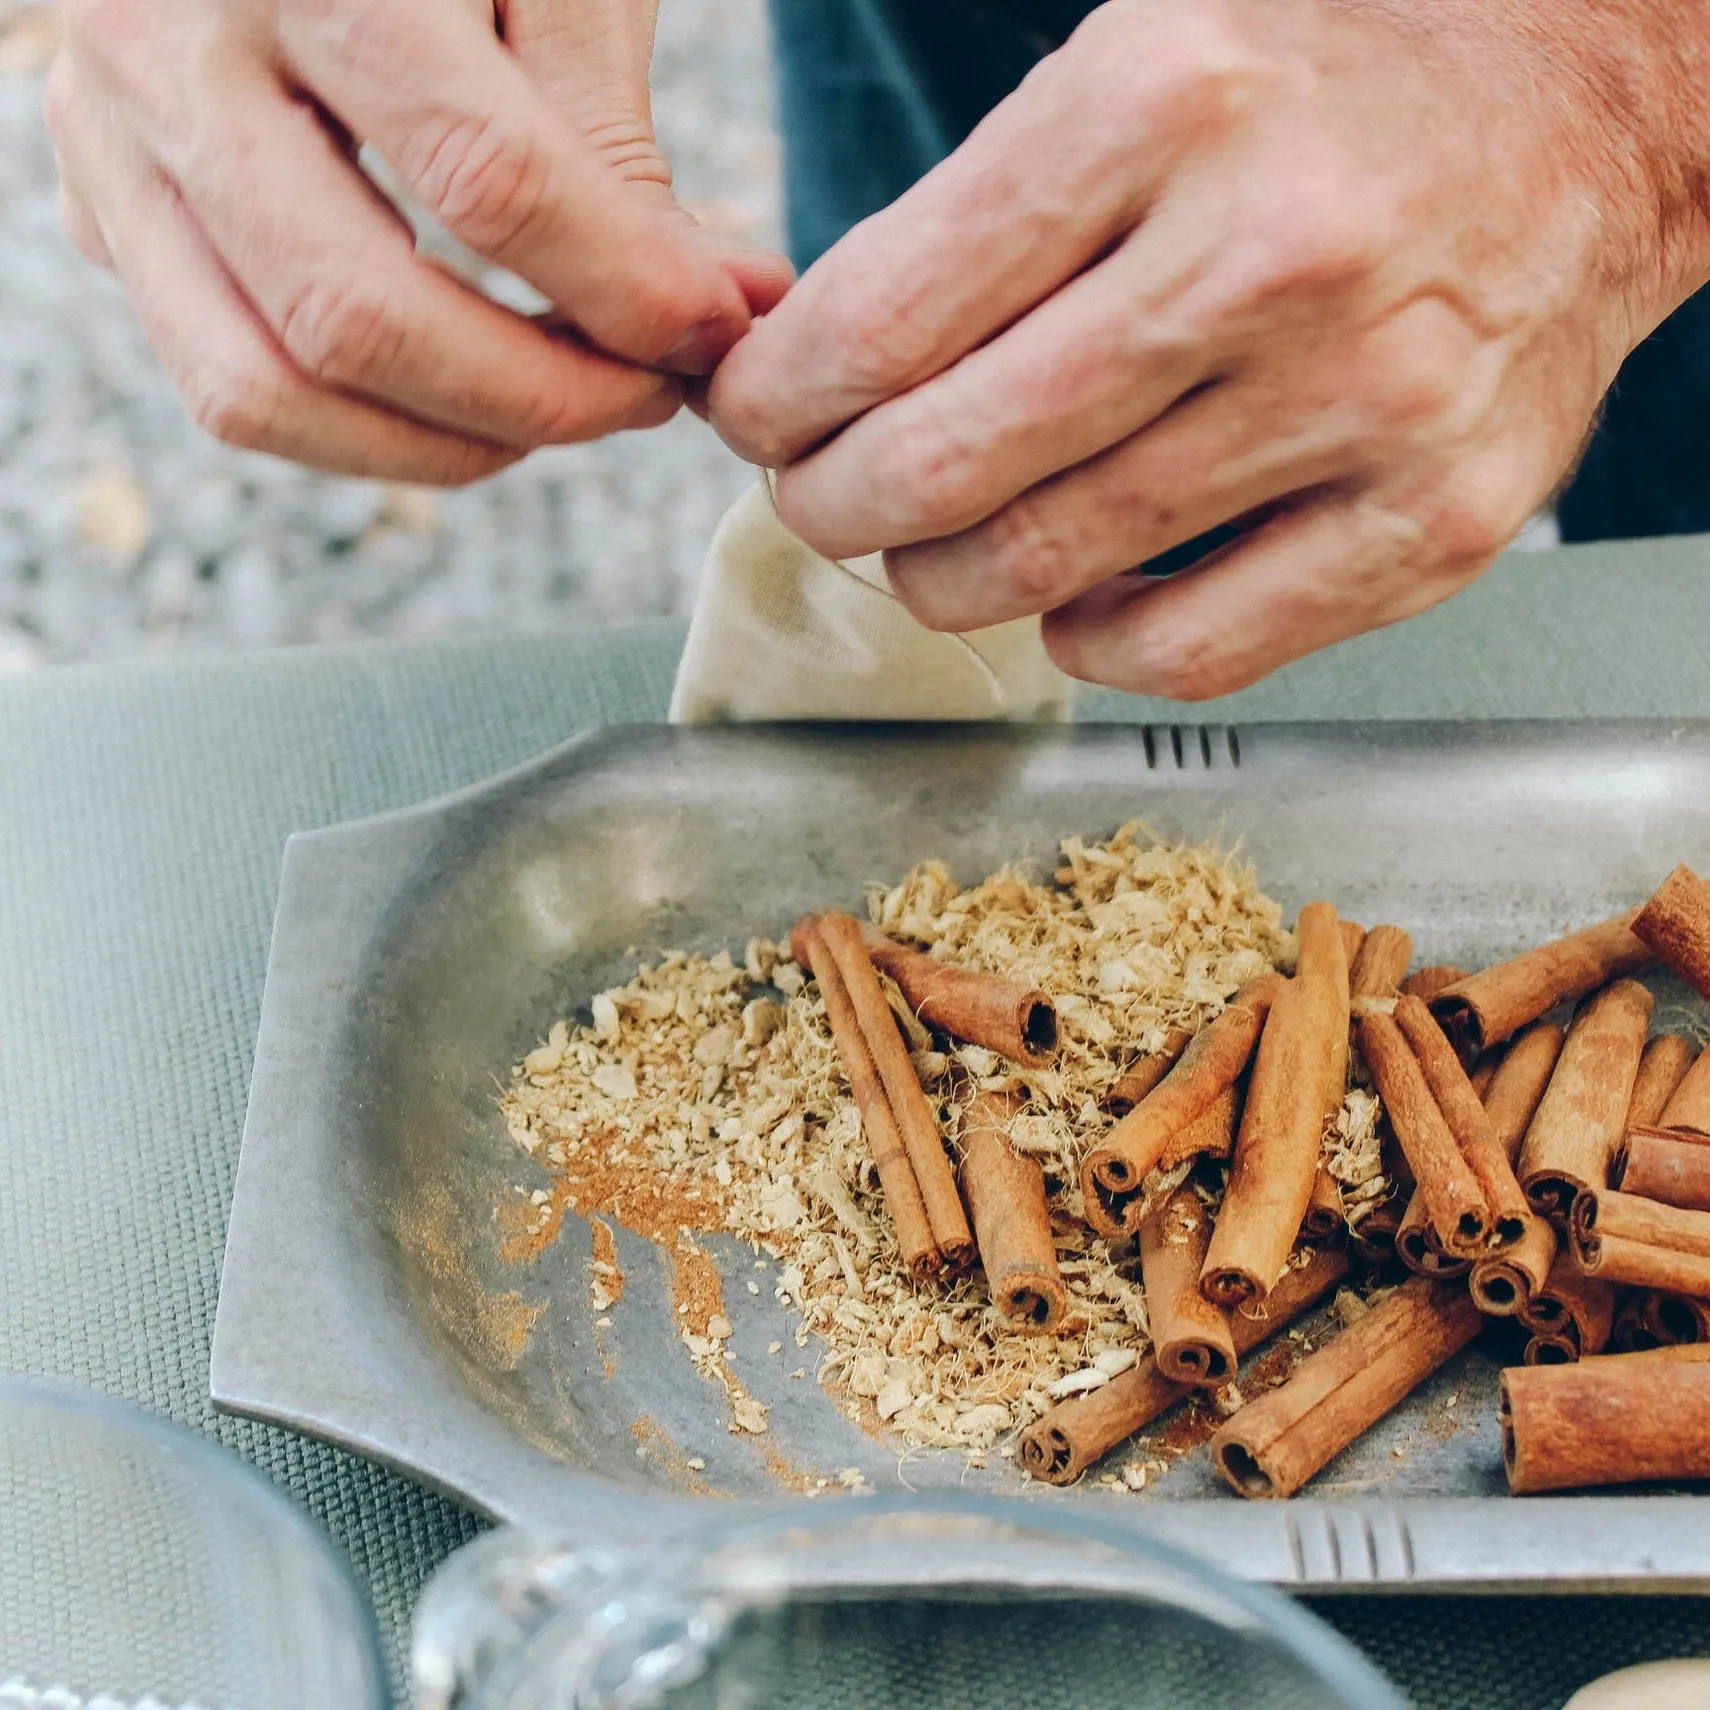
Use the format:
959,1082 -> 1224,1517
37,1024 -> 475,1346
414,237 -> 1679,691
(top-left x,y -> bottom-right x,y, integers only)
211,718 -> 1710,1592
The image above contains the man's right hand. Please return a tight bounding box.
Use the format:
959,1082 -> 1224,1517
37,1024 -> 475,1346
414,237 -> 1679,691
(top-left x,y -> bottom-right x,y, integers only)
45,0 -> 791,483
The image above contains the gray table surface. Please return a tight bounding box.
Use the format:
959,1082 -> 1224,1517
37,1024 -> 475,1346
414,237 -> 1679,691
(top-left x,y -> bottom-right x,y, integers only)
4,531 -> 1710,1708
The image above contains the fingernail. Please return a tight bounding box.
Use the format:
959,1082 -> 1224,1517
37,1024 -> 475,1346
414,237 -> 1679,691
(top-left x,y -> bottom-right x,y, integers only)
662,315 -> 739,377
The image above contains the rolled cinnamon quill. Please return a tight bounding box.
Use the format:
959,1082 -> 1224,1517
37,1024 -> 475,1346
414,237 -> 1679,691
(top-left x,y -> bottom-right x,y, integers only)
1360,1009 -> 1489,1256
1570,1188 -> 1710,1295
1141,1186 -> 1236,1383
1301,1169 -> 1345,1240
1395,994 -> 1529,1247
1106,1029 -> 1193,1113
812,912 -> 974,1270
1519,1253 -> 1616,1360
1501,1349 -> 1710,1494
1658,1044 -> 1710,1135
1400,965 -> 1467,1003
1643,1290 -> 1710,1346
1201,906 -> 1349,1305
1210,1276 -> 1482,1500
1516,979 -> 1654,1219
1472,1215 -> 1556,1317
1016,1244 -> 1349,1485
1628,1034 -> 1699,1129
1156,1082 -> 1241,1172
1349,1196 -> 1404,1264
1468,1022 -> 1569,1313
1619,1128 -> 1710,1214
800,925 -> 940,1279
1351,924 -> 1414,1005
1339,918 -> 1368,966
1428,910 -> 1650,1064
957,1088 -> 1067,1332
1395,1188 -> 1472,1279
1082,973 -> 1284,1239
854,921 -> 1058,1067
1633,864 -> 1710,1004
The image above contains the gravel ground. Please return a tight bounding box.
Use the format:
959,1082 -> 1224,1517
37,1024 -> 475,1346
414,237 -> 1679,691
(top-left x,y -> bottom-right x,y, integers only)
0,0 -> 780,670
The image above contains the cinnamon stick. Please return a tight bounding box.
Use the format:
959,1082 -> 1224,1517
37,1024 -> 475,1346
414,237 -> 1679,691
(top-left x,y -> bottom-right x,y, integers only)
1516,979 -> 1654,1219
855,921 -> 1058,1067
1395,1187 -> 1473,1279
1210,1276 -> 1482,1500
1501,1349 -> 1710,1493
1349,1196 -> 1404,1264
1201,906 -> 1349,1305
1482,1022 -> 1568,1162
1642,1290 -> 1710,1346
1360,1009 -> 1490,1256
1612,1292 -> 1656,1352
1633,864 -> 1710,1004
1141,1186 -> 1236,1384
1428,910 -> 1650,1063
1301,1169 -> 1345,1240
800,925 -> 940,1279
813,911 -> 974,1270
1619,1128 -> 1710,1214
1627,1034 -> 1698,1130
1395,993 -> 1529,1247
1106,1029 -> 1193,1113
1467,1022 -> 1569,1313
1400,965 -> 1467,1003
1016,1244 -> 1349,1485
957,1088 -> 1067,1332
1339,918 -> 1368,966
1658,1044 -> 1710,1135
1156,1082 -> 1241,1172
1519,1253 -> 1616,1360
1571,1188 -> 1710,1294
1351,925 -> 1414,1004
1472,1214 -> 1556,1317
1081,973 -> 1284,1239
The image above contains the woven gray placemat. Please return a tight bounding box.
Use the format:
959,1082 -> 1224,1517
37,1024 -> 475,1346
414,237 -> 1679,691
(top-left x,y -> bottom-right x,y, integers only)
4,533 -> 1710,1705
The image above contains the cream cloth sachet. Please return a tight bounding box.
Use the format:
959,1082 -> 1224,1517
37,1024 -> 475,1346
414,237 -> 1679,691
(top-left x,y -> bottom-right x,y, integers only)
668,472 -> 1073,722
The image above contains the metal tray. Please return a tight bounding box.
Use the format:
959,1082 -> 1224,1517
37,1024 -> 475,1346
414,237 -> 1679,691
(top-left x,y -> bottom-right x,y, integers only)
211,721 -> 1710,1592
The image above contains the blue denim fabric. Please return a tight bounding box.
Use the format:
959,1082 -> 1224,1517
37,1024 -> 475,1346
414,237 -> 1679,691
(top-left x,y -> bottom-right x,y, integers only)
766,0 -> 1710,544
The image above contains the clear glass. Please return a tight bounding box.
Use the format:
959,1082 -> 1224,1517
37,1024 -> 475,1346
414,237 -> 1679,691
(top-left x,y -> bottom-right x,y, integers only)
0,1376 -> 386,1710
414,1494 -> 1404,1710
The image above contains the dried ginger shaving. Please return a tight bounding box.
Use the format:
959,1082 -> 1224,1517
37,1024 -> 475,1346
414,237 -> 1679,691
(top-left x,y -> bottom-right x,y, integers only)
501,823 -> 1384,1453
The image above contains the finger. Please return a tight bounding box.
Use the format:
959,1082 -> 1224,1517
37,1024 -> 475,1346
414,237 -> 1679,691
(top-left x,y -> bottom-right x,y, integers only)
769,221 -> 1231,561
710,0 -> 1274,463
156,59 -> 679,450
69,112 -> 523,482
275,0 -> 753,371
502,0 -> 794,313
44,59 -> 113,266
1039,483 -> 1504,700
874,371 -> 1365,633
694,229 -> 795,317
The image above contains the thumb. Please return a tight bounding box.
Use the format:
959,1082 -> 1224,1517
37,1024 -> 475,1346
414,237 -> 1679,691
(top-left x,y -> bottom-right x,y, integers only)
501,0 -> 793,317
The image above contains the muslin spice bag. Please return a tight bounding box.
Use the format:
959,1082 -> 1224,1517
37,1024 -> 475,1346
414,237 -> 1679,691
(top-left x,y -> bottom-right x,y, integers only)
669,473 -> 1074,722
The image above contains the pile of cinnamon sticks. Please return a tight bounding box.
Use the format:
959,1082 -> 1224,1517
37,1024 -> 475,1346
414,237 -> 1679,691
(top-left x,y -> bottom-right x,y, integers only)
796,862 -> 1710,1501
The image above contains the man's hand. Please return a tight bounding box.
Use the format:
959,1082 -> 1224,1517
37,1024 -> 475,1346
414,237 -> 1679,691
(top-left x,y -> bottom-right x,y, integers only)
711,0 -> 1710,697
46,0 -> 792,483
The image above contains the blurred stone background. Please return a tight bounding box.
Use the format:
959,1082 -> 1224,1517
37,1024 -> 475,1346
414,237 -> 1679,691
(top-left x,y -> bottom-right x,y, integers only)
0,0 -> 780,670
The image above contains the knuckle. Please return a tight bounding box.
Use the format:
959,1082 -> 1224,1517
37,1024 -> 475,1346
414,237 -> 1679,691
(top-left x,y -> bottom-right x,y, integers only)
1422,467 -> 1521,574
277,279 -> 409,389
182,359 -> 290,451
878,404 -> 993,536
404,112 -> 555,255
986,493 -> 1079,612
1066,1 -> 1278,142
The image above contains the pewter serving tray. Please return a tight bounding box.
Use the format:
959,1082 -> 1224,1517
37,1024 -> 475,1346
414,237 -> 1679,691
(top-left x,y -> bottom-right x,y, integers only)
212,722 -> 1710,1592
